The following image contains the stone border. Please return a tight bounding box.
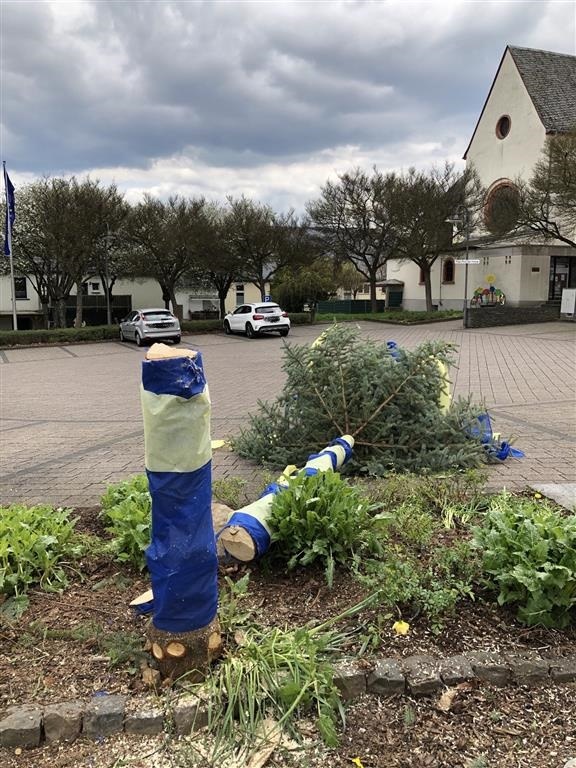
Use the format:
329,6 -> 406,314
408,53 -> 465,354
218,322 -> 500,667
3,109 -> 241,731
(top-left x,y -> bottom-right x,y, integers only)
2,650 -> 576,749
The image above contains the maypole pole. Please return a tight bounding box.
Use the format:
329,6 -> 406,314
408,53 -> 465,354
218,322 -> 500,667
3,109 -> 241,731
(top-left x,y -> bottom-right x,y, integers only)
140,344 -> 221,681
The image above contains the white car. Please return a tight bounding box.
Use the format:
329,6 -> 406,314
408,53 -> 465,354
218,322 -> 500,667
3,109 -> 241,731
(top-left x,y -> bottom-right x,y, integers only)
119,308 -> 181,346
223,303 -> 290,338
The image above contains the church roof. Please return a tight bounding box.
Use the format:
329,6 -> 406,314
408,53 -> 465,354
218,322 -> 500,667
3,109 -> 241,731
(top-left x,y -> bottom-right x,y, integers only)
509,46 -> 576,133
463,45 -> 576,159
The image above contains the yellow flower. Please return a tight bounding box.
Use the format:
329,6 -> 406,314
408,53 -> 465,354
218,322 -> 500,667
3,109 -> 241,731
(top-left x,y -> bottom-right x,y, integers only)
351,759 -> 365,768
534,492 -> 542,499
393,620 -> 410,636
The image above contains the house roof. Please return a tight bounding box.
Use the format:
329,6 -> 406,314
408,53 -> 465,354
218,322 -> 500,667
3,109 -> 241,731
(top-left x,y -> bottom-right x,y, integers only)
463,45 -> 576,159
509,46 -> 576,133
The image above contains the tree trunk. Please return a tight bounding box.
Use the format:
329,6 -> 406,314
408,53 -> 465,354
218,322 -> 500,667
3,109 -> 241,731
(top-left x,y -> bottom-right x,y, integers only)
423,269 -> 434,312
218,291 -> 226,319
41,301 -> 50,329
147,617 -> 222,683
74,282 -> 84,328
169,287 -> 181,319
370,276 -> 378,313
161,286 -> 171,310
56,298 -> 67,328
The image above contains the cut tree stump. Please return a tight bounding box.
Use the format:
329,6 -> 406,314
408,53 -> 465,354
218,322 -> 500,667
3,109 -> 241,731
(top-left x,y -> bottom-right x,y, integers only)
146,617 -> 223,683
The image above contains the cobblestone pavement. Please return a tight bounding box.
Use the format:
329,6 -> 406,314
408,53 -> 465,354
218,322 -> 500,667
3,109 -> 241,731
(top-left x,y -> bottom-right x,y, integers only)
0,320 -> 574,508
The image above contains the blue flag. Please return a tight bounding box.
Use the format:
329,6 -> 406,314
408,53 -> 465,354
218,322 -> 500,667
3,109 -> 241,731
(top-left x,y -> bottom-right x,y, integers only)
3,165 -> 15,257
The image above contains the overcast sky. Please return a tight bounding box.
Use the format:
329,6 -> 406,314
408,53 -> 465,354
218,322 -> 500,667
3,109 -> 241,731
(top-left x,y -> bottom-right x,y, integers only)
1,0 -> 575,212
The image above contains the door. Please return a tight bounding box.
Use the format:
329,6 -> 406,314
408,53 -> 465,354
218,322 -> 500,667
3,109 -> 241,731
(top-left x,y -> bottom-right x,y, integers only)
549,257 -> 571,300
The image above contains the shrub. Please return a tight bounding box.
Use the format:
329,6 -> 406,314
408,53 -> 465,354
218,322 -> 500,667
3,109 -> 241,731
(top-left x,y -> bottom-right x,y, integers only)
473,492 -> 576,627
100,475 -> 152,570
0,504 -> 81,596
267,471 -> 383,586
0,325 -> 120,348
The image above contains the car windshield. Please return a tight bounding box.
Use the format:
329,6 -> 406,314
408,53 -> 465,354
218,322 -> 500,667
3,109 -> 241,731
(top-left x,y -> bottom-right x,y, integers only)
255,305 -> 280,313
142,311 -> 173,320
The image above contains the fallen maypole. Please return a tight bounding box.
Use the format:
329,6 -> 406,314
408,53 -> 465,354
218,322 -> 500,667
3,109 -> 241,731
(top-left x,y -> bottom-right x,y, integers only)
141,344 -> 221,681
219,435 -> 354,562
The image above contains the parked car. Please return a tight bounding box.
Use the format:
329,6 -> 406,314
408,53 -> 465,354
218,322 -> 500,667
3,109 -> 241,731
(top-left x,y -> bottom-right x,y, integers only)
119,308 -> 181,346
223,303 -> 290,338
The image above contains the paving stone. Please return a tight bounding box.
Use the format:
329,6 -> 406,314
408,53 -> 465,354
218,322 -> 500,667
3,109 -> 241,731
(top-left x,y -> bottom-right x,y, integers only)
550,656 -> 576,683
367,659 -> 405,696
173,695 -> 209,736
125,707 -> 165,736
0,705 -> 42,749
43,700 -> 84,743
332,660 -> 367,700
83,694 -> 126,739
439,654 -> 475,686
506,654 -> 550,685
466,651 -> 510,686
401,655 -> 442,696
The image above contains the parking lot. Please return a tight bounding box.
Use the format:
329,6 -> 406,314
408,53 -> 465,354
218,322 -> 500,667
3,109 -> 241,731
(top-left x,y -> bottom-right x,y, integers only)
0,320 -> 574,508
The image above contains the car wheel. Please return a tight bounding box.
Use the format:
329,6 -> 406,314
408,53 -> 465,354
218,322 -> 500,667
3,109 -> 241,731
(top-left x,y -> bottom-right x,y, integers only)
245,322 -> 256,339
224,320 -> 231,335
173,335 -> 181,344
279,329 -> 290,337
135,331 -> 144,347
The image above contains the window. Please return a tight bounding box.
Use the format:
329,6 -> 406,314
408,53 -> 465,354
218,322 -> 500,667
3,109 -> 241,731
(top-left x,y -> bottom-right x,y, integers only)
482,256 -> 490,267
442,258 -> 455,284
505,254 -> 512,265
496,115 -> 511,139
90,282 -> 101,294
14,277 -> 27,300
484,182 -> 519,235
235,284 -> 244,306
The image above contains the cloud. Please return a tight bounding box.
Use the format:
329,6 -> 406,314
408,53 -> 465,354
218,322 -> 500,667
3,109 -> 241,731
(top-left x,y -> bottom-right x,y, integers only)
1,0 -> 574,211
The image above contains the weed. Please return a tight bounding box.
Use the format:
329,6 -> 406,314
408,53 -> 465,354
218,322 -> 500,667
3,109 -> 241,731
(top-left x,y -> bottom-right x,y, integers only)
267,472 -> 383,587
100,475 -> 151,570
212,476 -> 248,509
0,504 -> 82,598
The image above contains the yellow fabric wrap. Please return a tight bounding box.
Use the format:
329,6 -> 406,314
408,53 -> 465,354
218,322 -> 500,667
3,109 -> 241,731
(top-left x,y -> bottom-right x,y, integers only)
141,386 -> 212,473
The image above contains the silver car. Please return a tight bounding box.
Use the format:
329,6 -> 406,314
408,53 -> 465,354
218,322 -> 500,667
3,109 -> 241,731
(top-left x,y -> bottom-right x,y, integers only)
119,308 -> 181,346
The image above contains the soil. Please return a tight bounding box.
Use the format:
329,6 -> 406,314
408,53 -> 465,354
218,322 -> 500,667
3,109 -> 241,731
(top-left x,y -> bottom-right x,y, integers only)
1,505 -> 576,768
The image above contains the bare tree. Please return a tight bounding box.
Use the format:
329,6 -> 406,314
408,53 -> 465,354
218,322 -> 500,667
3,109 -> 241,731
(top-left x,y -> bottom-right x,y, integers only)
226,196 -> 303,300
307,168 -> 398,312
514,130 -> 576,248
391,165 -> 484,312
126,195 -> 207,317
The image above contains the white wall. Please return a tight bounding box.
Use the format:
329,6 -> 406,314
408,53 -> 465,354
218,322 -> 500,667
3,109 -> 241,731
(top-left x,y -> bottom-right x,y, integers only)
466,50 -> 546,189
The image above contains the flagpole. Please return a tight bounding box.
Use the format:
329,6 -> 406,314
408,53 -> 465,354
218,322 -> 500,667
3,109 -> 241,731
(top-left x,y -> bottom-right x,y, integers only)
3,161 -> 17,330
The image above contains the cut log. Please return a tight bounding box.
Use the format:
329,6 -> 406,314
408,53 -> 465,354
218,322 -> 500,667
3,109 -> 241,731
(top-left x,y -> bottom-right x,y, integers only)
166,642 -> 187,658
145,343 -> 197,360
146,617 -> 222,682
219,524 -> 257,562
151,642 -> 164,660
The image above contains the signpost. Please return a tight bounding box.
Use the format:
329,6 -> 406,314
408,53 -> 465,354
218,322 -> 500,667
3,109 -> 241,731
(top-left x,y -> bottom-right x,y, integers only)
454,259 -> 480,264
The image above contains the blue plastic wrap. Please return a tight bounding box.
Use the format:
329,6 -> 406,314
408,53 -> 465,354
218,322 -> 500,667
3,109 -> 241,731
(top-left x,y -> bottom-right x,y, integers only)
222,511 -> 271,558
142,351 -> 217,633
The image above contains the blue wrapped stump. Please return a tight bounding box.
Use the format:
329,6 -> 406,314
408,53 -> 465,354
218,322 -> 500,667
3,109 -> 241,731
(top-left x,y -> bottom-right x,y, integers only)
141,344 -> 221,682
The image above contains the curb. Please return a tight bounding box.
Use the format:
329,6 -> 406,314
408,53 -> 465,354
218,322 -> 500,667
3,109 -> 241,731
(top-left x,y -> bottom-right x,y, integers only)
2,650 -> 576,750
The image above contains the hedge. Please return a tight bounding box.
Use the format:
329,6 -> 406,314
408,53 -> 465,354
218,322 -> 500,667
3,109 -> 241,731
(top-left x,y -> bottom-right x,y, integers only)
0,313 -> 314,348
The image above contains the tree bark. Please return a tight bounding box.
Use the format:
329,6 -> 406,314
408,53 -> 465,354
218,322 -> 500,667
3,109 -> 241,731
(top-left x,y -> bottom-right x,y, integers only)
146,617 -> 222,683
370,274 -> 378,313
423,269 -> 434,312
74,282 -> 84,328
56,298 -> 67,328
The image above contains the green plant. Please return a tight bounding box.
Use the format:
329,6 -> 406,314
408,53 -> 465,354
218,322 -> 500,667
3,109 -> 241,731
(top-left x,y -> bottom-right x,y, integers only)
473,492 -> 576,627
233,325 -> 488,475
212,476 -> 248,509
189,592 -> 378,760
218,573 -> 253,634
267,472 -> 383,586
0,504 -> 81,597
101,475 -> 152,570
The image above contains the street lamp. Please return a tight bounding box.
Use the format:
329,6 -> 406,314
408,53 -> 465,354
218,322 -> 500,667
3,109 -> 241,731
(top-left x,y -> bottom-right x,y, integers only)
445,206 -> 470,329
